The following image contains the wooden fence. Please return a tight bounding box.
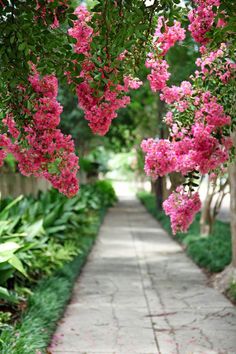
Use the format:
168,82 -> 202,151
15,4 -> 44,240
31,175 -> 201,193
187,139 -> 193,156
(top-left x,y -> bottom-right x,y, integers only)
0,174 -> 50,198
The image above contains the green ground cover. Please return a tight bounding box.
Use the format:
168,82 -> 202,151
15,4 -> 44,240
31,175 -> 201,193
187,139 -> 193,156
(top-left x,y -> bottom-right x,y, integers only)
0,180 -> 117,353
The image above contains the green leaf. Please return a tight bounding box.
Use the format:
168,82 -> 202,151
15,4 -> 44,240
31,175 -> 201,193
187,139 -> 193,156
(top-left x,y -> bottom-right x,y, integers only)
8,255 -> 27,277
0,195 -> 23,220
26,219 -> 44,240
0,242 -> 20,263
18,42 -> 26,51
69,14 -> 78,20
0,286 -> 18,303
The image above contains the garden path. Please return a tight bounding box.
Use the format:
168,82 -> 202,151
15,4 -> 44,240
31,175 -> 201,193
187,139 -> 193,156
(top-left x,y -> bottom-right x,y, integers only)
51,197 -> 236,354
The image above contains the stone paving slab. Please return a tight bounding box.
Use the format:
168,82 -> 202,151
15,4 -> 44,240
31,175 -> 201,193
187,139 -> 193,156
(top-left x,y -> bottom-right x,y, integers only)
51,198 -> 236,354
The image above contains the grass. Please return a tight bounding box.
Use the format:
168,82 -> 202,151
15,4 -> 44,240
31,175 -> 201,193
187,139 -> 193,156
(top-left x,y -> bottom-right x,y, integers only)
137,191 -> 232,273
0,211 -> 105,354
227,282 -> 236,304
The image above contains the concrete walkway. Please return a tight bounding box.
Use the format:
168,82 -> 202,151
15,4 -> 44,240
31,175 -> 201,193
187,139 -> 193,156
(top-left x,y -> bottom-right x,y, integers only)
51,198 -> 236,354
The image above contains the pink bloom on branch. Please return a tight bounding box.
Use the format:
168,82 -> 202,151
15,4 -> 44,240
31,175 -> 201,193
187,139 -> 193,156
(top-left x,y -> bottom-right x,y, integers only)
188,0 -> 223,45
217,17 -> 227,27
202,101 -> 231,127
7,72 -> 80,197
118,50 -> 128,61
68,5 -> 93,55
146,18 -> 185,92
0,134 -> 12,167
164,111 -> 173,125
76,77 -> 134,135
153,17 -> 185,56
160,81 -> 192,105
123,76 -> 143,90
29,73 -> 58,98
190,123 -> 229,174
3,114 -> 20,139
51,12 -> 59,29
163,187 -> 201,234
67,5 -> 142,136
141,138 -> 176,178
146,57 -> 170,92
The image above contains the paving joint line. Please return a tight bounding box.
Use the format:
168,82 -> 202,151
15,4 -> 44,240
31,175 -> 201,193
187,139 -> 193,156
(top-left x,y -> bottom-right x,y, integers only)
127,205 -> 161,354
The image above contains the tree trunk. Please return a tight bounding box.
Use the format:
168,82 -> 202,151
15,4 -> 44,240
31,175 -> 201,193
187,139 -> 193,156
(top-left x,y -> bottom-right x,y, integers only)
230,132 -> 236,267
213,134 -> 236,293
200,177 -> 214,236
154,94 -> 165,211
162,176 -> 168,201
154,178 -> 163,210
169,172 -> 184,193
200,194 -> 213,236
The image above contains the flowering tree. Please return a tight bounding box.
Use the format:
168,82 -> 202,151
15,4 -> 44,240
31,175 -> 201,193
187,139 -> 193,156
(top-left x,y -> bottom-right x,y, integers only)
141,0 -> 235,235
0,0 -> 164,196
0,0 -> 235,240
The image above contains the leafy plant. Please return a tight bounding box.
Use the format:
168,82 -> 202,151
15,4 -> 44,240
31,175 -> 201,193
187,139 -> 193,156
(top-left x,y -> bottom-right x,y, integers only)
0,242 -> 27,292
0,180 -> 117,328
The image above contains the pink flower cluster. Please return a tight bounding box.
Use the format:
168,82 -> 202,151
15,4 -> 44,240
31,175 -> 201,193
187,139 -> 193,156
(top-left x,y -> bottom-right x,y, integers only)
2,114 -> 20,139
163,187 -> 201,234
68,5 -> 142,135
146,18 -> 185,92
146,56 -> 170,92
141,128 -> 229,179
0,134 -> 11,167
188,0 -> 221,44
195,43 -> 236,83
153,17 -> 186,56
160,81 -> 193,111
141,139 -> 176,178
3,72 -> 79,197
76,72 -> 142,135
196,100 -> 231,128
141,89 -> 231,178
68,5 -> 93,55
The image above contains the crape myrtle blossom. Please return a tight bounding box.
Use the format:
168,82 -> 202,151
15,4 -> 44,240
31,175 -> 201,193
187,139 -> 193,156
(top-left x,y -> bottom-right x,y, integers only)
160,81 -> 193,110
188,0 -> 223,45
163,187 -> 201,234
0,134 -> 11,167
2,114 -> 20,139
68,5 -> 143,136
195,43 -> 236,84
2,71 -> 79,197
141,122 -> 230,179
75,73 -> 142,135
68,5 -> 93,55
142,89 -> 233,177
146,56 -> 170,92
141,139 -> 176,178
152,16 -> 186,56
146,18 -> 185,92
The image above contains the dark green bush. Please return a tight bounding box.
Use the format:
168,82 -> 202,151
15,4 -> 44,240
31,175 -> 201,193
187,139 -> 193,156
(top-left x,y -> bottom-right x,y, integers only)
228,282 -> 236,302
